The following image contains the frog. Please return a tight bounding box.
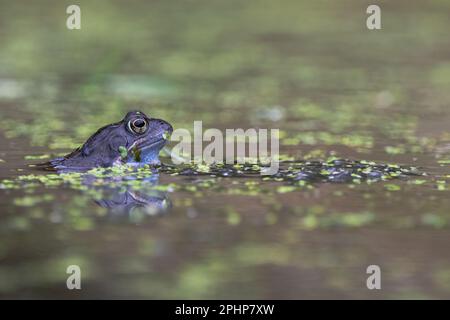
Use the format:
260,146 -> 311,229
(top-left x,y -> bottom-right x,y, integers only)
46,111 -> 173,171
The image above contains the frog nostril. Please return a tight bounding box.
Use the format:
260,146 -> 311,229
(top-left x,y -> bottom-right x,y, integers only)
164,122 -> 173,132
154,119 -> 172,131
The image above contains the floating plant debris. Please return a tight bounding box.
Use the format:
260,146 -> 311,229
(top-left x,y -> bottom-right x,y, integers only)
161,158 -> 424,184
0,158 -> 426,196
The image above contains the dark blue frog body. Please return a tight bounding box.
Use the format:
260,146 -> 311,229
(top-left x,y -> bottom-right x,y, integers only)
47,111 -> 172,171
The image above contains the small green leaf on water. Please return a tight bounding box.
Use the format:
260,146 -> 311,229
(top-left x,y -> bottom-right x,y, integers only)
341,212 -> 374,227
118,146 -> 128,159
73,217 -> 94,231
196,164 -> 210,173
436,180 -> 447,191
438,159 -> 450,166
384,184 -> 401,191
385,145 -> 405,155
13,194 -> 54,206
276,186 -> 297,194
226,210 -> 241,225
24,154 -> 50,160
422,213 -> 446,228
303,215 -> 319,230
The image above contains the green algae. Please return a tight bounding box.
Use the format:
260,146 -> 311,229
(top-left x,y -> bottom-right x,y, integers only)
384,184 -> 402,192
13,194 -> 54,207
118,146 -> 128,160
300,211 -> 375,230
24,154 -> 51,160
0,158 -> 428,201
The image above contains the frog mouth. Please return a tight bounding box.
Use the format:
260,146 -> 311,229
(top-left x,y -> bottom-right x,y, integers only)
130,137 -> 166,152
125,136 -> 168,164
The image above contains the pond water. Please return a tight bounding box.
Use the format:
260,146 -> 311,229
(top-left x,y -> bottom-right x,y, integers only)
0,0 -> 449,299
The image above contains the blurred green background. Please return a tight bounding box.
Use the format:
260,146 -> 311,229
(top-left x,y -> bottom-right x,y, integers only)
0,0 -> 449,299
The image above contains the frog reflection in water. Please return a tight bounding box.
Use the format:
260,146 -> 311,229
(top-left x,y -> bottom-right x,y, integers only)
96,188 -> 171,218
59,172 -> 171,220
48,111 -> 173,171
88,174 -> 171,219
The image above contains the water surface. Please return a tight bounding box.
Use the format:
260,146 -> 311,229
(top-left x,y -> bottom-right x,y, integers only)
0,0 -> 450,299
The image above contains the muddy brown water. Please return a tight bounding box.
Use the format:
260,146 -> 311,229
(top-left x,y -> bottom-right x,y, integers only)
0,0 -> 449,298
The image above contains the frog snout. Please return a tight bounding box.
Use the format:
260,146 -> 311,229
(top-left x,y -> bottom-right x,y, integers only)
151,118 -> 173,135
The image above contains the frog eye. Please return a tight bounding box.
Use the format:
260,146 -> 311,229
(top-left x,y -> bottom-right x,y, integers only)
128,118 -> 148,134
